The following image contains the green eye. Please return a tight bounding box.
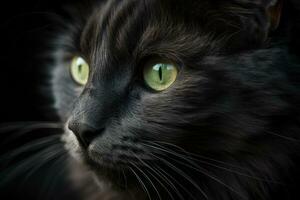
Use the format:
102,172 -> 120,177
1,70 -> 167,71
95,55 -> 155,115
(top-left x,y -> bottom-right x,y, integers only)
143,61 -> 178,91
70,56 -> 89,85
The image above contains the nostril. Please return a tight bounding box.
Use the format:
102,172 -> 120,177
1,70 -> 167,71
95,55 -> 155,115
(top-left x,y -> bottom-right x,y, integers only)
68,121 -> 105,148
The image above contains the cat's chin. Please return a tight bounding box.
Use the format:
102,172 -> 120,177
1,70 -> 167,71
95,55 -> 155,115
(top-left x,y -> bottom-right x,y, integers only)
66,155 -> 145,200
81,154 -> 143,192
62,141 -> 138,191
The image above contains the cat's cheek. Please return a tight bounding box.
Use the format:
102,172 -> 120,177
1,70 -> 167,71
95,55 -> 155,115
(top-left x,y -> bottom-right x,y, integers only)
61,128 -> 83,162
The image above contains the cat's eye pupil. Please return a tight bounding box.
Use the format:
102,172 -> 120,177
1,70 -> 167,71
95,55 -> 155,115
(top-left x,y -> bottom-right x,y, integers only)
78,65 -> 82,73
143,61 -> 178,91
159,65 -> 163,82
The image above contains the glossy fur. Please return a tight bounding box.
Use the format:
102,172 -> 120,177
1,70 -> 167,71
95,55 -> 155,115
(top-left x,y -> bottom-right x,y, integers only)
48,0 -> 300,199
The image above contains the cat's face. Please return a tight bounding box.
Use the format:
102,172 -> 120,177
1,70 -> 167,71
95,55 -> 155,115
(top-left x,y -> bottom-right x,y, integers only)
51,0 -> 285,194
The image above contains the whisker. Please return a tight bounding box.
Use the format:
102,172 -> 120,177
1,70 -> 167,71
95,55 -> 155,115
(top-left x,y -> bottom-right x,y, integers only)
168,156 -> 247,199
1,123 -> 63,145
133,154 -> 176,200
151,164 -> 190,200
151,161 -> 199,200
129,166 -> 152,200
148,140 -> 250,171
23,149 -> 67,182
146,142 -> 250,199
0,135 -> 61,163
195,157 -> 282,184
37,154 -> 69,200
266,131 -> 300,142
144,145 -> 208,199
131,162 -> 162,200
0,144 -> 64,186
0,121 -> 62,132
146,140 -> 282,184
121,168 -> 128,191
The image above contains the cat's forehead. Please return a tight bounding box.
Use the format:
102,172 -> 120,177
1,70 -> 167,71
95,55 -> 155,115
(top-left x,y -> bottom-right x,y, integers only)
75,0 -> 270,69
78,0 -> 217,64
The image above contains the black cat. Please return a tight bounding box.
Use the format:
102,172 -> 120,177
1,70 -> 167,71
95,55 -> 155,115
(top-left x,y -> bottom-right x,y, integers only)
2,0 -> 300,199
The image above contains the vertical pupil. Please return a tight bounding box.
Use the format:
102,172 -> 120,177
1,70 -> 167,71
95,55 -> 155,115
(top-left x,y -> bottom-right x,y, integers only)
158,65 -> 163,81
78,64 -> 82,73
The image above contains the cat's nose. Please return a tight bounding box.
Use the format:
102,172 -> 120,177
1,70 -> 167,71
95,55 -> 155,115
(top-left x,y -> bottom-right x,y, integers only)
68,121 -> 104,148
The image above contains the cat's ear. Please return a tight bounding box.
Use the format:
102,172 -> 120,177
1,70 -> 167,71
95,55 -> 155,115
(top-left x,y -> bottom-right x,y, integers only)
219,0 -> 284,49
159,0 -> 283,50
163,0 -> 283,32
240,0 -> 283,39
267,0 -> 283,30
218,0 -> 284,32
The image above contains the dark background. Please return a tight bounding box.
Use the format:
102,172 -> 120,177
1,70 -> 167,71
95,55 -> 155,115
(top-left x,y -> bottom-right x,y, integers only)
0,0 -> 80,199
0,0 -> 299,199
0,0 -> 70,122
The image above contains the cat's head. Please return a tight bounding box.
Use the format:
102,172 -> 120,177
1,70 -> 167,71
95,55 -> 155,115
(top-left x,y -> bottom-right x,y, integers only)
50,0 -> 289,195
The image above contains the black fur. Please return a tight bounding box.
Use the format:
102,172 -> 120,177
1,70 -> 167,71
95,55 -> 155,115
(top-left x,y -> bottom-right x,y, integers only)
5,0 -> 300,199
